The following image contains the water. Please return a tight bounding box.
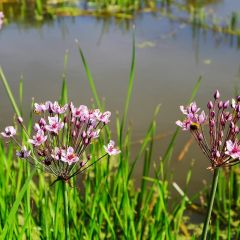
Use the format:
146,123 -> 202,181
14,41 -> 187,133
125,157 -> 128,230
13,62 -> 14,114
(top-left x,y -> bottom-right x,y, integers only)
0,0 -> 240,196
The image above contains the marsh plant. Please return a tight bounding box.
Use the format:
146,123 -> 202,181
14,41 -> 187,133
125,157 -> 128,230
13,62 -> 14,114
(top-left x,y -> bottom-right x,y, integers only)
1,100 -> 120,183
176,90 -> 240,239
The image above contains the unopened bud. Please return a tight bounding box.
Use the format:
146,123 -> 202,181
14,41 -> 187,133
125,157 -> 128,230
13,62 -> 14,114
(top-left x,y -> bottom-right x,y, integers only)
72,130 -> 76,137
214,90 -> 220,100
197,133 -> 203,141
191,103 -> 197,113
230,122 -> 235,129
210,120 -> 215,127
84,138 -> 89,145
207,101 -> 213,109
80,160 -> 86,167
82,131 -> 87,139
218,101 -> 223,109
235,126 -> 239,133
223,100 -> 229,109
17,117 -> 23,124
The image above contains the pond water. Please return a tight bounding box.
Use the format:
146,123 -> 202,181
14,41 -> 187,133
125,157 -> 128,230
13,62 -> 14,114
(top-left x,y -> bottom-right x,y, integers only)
0,0 -> 240,196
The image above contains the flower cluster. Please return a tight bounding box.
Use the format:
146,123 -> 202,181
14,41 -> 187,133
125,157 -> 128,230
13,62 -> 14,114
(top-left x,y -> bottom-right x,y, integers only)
1,101 -> 120,182
176,90 -> 240,169
0,12 -> 4,30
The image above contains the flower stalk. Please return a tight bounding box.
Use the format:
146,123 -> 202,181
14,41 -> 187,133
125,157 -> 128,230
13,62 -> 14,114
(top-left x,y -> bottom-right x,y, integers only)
62,181 -> 70,240
201,167 -> 220,240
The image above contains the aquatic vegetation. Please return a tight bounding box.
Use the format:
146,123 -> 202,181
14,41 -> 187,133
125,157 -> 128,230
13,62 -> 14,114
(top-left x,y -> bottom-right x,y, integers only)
177,90 -> 240,239
1,100 -> 120,183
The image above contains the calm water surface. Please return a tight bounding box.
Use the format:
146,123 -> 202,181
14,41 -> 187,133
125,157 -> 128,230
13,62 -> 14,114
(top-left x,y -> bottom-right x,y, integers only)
0,0 -> 240,195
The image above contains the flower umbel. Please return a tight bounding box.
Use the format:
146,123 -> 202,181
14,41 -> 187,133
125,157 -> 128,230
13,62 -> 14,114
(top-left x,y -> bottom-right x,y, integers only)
176,90 -> 240,169
1,101 -> 120,182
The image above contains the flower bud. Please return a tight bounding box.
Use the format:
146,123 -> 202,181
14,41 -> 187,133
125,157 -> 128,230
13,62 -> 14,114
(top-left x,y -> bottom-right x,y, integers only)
197,133 -> 203,141
218,101 -> 223,109
191,103 -> 197,113
207,101 -> 213,109
230,122 -> 235,129
210,111 -> 215,118
223,100 -> 229,109
80,160 -> 86,167
72,130 -> 76,137
214,90 -> 220,100
220,115 -> 225,126
235,126 -> 239,133
17,117 -> 23,124
82,131 -> 87,139
210,120 -> 215,127
84,138 -> 89,145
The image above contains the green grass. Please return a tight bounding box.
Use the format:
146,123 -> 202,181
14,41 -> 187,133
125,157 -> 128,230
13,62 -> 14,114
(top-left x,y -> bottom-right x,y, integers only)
0,43 -> 239,239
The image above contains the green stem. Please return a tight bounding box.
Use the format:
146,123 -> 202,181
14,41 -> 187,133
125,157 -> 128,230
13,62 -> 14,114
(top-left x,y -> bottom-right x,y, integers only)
201,168 -> 220,240
62,181 -> 70,240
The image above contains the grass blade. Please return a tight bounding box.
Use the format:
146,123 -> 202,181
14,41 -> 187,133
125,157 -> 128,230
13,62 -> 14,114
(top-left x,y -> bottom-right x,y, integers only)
76,40 -> 102,110
1,168 -> 36,239
0,67 -> 21,117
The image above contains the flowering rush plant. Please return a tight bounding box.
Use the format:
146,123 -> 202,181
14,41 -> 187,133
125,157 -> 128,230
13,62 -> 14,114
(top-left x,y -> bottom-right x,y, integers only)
1,101 -> 120,183
176,90 -> 240,169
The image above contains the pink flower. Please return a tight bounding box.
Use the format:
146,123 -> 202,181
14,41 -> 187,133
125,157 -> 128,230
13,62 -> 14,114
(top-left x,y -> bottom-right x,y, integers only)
176,103 -> 206,131
29,130 -> 47,146
198,111 -> 206,124
0,12 -> 4,30
225,140 -> 240,159
1,126 -> 16,138
16,146 -> 31,159
34,118 -> 47,131
99,111 -> 111,124
46,101 -> 68,114
176,119 -> 192,131
34,103 -> 47,113
51,147 -> 64,160
61,147 -> 79,165
87,127 -> 100,139
71,104 -> 89,122
180,102 -> 200,115
45,116 -> 64,134
104,140 -> 121,156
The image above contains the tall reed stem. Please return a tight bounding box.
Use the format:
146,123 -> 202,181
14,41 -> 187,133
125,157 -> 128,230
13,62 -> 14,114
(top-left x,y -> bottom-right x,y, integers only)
62,181 -> 70,240
201,168 -> 220,240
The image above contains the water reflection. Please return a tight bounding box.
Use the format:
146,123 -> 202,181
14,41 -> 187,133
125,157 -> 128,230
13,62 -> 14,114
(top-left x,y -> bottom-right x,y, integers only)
1,0 -> 239,50
185,0 -> 222,7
